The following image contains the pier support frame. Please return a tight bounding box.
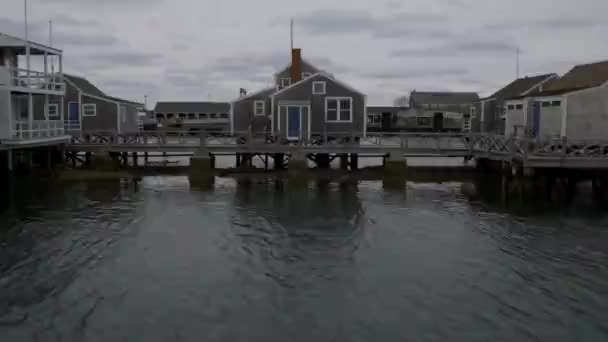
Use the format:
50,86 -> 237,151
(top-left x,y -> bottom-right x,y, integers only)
383,151 -> 407,188
190,146 -> 214,187
288,151 -> 309,187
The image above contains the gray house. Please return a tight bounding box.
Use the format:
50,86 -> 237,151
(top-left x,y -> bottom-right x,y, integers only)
232,48 -> 366,141
408,91 -> 479,132
153,101 -> 231,133
472,73 -> 557,134
57,74 -> 142,135
503,60 -> 608,140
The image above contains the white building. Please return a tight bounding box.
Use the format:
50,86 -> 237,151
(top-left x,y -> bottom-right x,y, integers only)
0,32 -> 69,147
503,60 -> 608,140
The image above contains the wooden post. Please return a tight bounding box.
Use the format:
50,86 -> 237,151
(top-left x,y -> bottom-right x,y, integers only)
350,153 -> 359,171
7,150 -> 13,172
132,152 -> 138,167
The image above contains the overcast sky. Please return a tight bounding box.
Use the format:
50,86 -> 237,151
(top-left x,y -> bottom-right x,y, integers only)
2,0 -> 607,107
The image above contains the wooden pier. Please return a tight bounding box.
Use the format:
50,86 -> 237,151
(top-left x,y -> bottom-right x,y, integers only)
65,131 -> 608,170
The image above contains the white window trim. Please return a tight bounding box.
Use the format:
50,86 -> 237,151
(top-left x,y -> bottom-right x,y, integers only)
280,78 -> 291,88
325,97 -> 353,123
254,100 -> 266,116
82,103 -> 97,117
46,103 -> 59,118
312,81 -> 326,95
470,106 -> 477,118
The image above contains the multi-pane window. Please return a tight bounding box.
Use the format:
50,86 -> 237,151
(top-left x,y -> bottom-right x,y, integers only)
312,81 -> 326,95
254,100 -> 265,116
82,104 -> 96,116
516,104 -> 523,110
470,106 -> 477,118
280,78 -> 291,88
326,97 -> 352,122
46,103 -> 59,118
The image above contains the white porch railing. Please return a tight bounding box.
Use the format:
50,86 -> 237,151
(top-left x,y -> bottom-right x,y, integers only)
64,120 -> 82,132
0,66 -> 65,93
13,120 -> 65,140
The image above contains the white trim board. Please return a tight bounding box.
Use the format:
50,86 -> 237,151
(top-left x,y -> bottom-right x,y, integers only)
521,74 -> 559,96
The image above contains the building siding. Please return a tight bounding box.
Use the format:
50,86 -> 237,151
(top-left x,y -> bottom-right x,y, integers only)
80,94 -> 118,133
566,86 -> 608,140
272,74 -> 364,140
232,88 -> 274,134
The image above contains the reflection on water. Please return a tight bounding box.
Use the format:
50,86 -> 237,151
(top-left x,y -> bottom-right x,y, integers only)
0,175 -> 607,341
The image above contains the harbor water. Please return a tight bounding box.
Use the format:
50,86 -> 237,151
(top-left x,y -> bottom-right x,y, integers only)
0,174 -> 607,341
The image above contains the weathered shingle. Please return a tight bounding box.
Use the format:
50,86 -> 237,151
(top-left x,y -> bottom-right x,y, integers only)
105,96 -> 143,106
544,60 -> 608,92
411,91 -> 479,105
489,73 -> 557,99
154,102 -> 231,114
64,74 -> 107,98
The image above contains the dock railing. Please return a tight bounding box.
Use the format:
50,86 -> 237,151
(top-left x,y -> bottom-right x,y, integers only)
13,120 -> 65,139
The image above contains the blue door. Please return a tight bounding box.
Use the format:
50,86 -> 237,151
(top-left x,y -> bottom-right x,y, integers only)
68,102 -> 80,122
287,106 -> 301,140
533,102 -> 541,137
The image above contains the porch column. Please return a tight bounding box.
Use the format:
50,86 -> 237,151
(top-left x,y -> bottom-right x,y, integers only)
28,92 -> 33,139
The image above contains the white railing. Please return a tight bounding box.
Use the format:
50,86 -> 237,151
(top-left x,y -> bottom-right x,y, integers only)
0,66 -> 65,93
64,120 -> 82,132
12,120 -> 65,140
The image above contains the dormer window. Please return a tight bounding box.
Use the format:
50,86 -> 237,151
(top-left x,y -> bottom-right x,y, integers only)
280,78 -> 291,88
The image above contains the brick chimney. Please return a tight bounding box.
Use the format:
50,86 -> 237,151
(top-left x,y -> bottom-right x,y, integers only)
291,48 -> 302,83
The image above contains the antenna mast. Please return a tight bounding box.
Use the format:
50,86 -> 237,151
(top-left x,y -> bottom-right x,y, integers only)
516,47 -> 520,78
290,17 -> 294,50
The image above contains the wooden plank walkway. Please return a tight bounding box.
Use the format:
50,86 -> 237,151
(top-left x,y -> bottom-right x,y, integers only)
65,131 -> 608,169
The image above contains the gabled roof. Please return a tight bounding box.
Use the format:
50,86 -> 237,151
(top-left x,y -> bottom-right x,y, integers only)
105,96 -> 143,107
272,72 -> 364,97
65,74 -> 142,106
274,59 -> 321,76
64,74 -> 107,98
543,60 -> 608,92
153,102 -> 231,113
489,73 -> 557,99
0,32 -> 62,55
411,91 -> 479,105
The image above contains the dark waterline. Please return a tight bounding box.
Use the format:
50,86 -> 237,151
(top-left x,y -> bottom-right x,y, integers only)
0,176 -> 607,341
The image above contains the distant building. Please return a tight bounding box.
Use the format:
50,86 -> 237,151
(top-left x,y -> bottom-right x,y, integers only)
472,73 -> 557,134
503,60 -> 608,140
232,48 -> 366,141
366,106 -> 402,132
407,91 -> 480,132
153,101 -> 231,133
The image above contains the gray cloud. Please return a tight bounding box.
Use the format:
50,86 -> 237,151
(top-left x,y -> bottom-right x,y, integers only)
363,67 -> 470,80
86,51 -> 163,65
0,17 -> 116,48
391,40 -> 518,58
293,9 -> 448,40
486,17 -> 605,31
